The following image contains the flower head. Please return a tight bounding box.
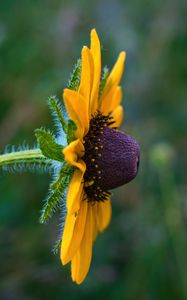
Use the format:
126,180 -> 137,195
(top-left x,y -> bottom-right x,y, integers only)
0,28 -> 140,286
60,29 -> 140,284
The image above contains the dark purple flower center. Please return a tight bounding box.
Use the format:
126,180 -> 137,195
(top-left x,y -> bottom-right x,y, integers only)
82,111 -> 140,202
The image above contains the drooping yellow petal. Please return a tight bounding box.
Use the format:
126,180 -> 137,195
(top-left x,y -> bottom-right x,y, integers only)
90,29 -> 101,115
61,200 -> 88,265
100,51 -> 126,113
97,200 -> 112,232
79,46 -> 93,103
60,212 -> 77,264
71,204 -> 93,284
66,169 -> 84,214
112,105 -> 124,128
91,203 -> 98,241
63,139 -> 86,214
63,89 -> 89,138
71,249 -> 78,282
63,139 -> 85,171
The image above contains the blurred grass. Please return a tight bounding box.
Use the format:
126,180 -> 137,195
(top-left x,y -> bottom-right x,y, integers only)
0,0 -> 187,299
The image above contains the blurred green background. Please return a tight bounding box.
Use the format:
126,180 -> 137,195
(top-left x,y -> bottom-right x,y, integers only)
0,0 -> 187,299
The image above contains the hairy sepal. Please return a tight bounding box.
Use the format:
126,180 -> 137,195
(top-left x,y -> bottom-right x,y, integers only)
40,164 -> 74,224
67,59 -> 81,91
35,128 -> 64,162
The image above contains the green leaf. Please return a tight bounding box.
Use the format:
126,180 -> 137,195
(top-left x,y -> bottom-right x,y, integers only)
48,96 -> 68,134
99,66 -> 109,98
67,59 -> 81,91
67,119 -> 77,144
35,128 -> 64,161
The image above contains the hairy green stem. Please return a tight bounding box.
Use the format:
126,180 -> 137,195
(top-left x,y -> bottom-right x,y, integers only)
0,149 -> 48,167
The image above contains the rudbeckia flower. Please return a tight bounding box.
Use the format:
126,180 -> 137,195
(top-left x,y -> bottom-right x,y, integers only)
0,28 -> 140,286
60,29 -> 140,284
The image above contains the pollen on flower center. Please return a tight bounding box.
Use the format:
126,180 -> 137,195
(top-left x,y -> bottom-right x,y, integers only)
82,111 -> 114,202
82,111 -> 140,203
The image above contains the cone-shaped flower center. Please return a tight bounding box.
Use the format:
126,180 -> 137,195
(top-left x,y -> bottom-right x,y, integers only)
83,112 -> 140,202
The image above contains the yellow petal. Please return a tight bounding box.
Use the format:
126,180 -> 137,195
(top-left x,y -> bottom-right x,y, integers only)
60,212 -> 77,265
71,249 -> 78,282
111,105 -> 124,128
61,200 -> 88,265
97,200 -> 112,232
71,204 -> 93,284
90,29 -> 101,115
91,203 -> 98,241
111,86 -> 122,108
106,51 -> 126,89
63,140 -> 86,214
66,168 -> 84,214
63,139 -> 85,171
79,46 -> 93,102
100,51 -> 126,113
102,86 -> 122,115
63,89 -> 89,138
